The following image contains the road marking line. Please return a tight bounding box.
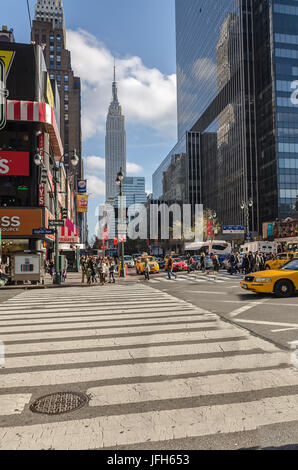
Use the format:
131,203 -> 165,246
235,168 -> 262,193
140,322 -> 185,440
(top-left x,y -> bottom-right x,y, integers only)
3,339 -> 265,370
1,394 -> 298,449
0,394 -> 31,416
229,299 -> 269,318
237,319 -> 298,328
0,352 -> 286,388
87,368 -> 293,407
271,327 -> 298,333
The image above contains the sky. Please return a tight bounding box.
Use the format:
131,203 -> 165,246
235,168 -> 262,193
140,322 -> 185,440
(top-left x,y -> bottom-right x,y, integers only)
2,0 -> 178,240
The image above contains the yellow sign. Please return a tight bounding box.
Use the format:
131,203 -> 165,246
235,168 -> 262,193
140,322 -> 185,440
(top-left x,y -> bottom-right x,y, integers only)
0,50 -> 15,77
46,73 -> 54,108
77,195 -> 89,213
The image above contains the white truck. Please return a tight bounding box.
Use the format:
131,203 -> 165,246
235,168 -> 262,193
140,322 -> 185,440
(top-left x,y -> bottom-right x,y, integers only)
240,241 -> 277,254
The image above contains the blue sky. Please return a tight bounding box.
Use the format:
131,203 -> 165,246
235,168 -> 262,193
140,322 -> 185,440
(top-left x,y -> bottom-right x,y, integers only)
2,0 -> 177,240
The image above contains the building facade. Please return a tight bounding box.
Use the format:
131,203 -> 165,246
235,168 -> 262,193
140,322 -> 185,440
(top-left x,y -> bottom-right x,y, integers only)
153,0 -> 298,235
0,41 -> 80,266
31,0 -> 82,174
105,68 -> 127,203
31,0 -> 87,244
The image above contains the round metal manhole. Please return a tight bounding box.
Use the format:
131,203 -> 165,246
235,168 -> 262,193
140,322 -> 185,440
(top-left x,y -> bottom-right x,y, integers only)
30,392 -> 89,416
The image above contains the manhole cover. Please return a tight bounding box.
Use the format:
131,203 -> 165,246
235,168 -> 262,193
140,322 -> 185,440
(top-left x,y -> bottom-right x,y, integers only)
30,392 -> 89,415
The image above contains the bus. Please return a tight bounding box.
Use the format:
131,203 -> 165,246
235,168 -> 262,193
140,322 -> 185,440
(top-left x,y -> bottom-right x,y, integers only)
185,240 -> 232,265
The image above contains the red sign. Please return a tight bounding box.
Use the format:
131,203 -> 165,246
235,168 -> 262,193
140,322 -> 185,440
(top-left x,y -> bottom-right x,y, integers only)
207,221 -> 213,237
113,237 -> 118,246
38,185 -> 45,207
0,151 -> 30,176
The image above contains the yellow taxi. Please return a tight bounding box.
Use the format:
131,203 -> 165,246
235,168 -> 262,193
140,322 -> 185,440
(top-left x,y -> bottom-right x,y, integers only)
135,256 -> 160,275
264,252 -> 298,270
240,258 -> 298,297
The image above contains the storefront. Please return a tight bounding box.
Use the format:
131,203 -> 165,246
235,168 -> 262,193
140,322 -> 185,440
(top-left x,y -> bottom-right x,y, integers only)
0,208 -> 44,263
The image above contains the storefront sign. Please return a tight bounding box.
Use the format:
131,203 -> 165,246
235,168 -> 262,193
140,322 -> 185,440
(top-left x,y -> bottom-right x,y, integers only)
77,195 -> 89,213
38,184 -> 45,206
0,151 -> 29,176
0,209 -> 42,236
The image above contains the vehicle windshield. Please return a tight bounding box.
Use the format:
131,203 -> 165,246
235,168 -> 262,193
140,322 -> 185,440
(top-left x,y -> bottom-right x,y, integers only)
281,259 -> 298,271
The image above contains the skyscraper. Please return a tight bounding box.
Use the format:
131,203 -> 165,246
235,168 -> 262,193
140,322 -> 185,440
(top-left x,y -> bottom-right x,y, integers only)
105,67 -> 127,203
31,0 -> 82,175
153,0 -> 298,234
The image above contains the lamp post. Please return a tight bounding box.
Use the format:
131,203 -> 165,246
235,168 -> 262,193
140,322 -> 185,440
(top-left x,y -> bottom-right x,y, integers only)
240,198 -> 253,241
115,167 -> 125,277
34,149 -> 79,284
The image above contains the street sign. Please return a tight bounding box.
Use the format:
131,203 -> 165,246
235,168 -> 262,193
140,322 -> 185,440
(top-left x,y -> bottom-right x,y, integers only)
222,226 -> 245,234
49,220 -> 64,227
33,228 -> 55,235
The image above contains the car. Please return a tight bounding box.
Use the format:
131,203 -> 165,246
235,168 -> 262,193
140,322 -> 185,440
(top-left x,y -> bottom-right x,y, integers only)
135,256 -> 160,275
240,258 -> 298,297
165,257 -> 188,272
264,252 -> 298,270
156,258 -> 166,270
123,255 -> 135,268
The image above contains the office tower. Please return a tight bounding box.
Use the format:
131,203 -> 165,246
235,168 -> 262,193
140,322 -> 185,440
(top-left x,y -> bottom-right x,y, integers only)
105,67 -> 127,203
31,0 -> 82,175
153,0 -> 298,234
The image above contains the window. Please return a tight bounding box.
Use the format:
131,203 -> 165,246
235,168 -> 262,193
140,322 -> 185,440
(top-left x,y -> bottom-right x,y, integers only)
56,46 -> 61,53
64,104 -> 68,111
56,55 -> 61,62
64,75 -> 68,82
65,114 -> 69,121
65,94 -> 69,101
56,74 -> 61,82
64,85 -> 69,92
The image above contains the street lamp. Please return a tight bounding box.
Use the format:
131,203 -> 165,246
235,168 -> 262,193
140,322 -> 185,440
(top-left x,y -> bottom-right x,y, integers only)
34,149 -> 79,284
115,167 -> 125,278
241,198 -> 253,241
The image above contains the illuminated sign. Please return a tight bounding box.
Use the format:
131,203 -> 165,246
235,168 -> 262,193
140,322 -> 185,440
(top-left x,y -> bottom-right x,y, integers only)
0,151 -> 30,176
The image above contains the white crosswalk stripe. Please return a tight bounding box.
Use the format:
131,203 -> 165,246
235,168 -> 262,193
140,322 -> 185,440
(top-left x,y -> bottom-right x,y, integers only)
0,284 -> 295,450
145,272 -> 244,285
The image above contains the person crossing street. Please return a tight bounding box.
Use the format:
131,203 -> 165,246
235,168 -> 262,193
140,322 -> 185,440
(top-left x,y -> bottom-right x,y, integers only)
167,255 -> 177,280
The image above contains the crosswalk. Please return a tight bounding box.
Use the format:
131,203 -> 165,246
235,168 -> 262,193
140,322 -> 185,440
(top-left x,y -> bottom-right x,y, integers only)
143,271 -> 244,285
0,284 -> 296,449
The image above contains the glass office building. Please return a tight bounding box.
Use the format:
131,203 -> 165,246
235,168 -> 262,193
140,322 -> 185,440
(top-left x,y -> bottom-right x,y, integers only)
153,0 -> 298,233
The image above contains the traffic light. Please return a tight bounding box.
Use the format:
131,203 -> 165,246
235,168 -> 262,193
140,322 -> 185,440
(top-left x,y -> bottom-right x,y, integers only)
61,208 -> 68,219
40,168 -> 48,185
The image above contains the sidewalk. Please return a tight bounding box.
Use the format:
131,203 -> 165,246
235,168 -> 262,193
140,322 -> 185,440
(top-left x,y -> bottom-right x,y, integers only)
0,270 -> 138,290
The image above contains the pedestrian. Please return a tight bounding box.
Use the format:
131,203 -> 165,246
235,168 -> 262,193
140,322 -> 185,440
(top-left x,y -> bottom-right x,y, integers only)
86,266 -> 92,285
200,252 -> 206,272
212,254 -> 220,274
243,254 -> 250,274
81,257 -> 87,284
108,258 -> 116,284
144,258 -> 150,281
167,256 -> 177,280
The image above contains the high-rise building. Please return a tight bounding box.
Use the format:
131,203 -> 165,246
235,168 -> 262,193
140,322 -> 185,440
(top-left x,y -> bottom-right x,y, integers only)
153,0 -> 298,235
31,0 -> 82,175
105,67 -> 127,203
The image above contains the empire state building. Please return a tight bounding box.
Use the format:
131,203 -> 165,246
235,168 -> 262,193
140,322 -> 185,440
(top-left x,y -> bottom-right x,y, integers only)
105,67 -> 127,203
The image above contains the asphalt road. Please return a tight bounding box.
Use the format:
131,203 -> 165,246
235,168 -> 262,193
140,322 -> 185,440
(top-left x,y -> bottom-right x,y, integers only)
139,269 -> 298,351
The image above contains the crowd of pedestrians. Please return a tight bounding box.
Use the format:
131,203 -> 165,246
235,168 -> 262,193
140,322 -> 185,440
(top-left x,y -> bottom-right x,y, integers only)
228,251 -> 275,275
80,256 -> 117,286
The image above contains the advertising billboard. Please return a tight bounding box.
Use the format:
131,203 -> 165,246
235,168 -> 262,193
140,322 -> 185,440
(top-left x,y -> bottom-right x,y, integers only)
0,151 -> 30,176
0,209 -> 42,236
77,195 -> 89,213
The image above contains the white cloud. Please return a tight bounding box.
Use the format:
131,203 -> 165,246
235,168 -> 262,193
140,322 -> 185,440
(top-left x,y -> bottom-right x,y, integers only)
127,162 -> 143,174
84,155 -> 105,171
67,29 -> 177,141
84,155 -> 143,175
85,175 -> 105,197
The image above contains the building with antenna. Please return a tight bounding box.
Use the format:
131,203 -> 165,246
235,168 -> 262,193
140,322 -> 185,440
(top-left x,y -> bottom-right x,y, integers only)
105,65 -> 127,203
